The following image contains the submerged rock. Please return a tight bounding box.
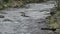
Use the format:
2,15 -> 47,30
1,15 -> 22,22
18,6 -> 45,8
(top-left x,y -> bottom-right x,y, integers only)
20,12 -> 29,17
0,15 -> 4,18
3,19 -> 13,22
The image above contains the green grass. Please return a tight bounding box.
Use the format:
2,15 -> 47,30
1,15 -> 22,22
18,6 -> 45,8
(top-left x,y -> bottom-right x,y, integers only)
47,9 -> 60,34
47,16 -> 59,28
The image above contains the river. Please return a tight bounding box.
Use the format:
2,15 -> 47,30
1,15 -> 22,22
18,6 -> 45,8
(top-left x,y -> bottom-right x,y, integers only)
0,1 -> 55,34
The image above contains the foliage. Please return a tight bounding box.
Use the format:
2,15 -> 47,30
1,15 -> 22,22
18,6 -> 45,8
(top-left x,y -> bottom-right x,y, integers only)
47,0 -> 60,33
0,0 -> 45,9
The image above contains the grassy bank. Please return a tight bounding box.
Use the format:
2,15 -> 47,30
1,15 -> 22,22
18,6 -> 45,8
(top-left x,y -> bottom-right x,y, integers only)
0,0 -> 45,9
47,7 -> 60,34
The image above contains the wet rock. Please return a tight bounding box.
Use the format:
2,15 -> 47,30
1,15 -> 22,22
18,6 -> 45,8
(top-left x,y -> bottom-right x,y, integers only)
21,15 -> 29,17
50,11 -> 55,16
37,22 -> 41,23
20,12 -> 29,17
3,19 -> 13,22
0,15 -> 4,18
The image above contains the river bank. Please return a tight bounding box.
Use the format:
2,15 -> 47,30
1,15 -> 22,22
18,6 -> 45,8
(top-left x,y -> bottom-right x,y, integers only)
46,1 -> 60,33
0,0 -> 46,9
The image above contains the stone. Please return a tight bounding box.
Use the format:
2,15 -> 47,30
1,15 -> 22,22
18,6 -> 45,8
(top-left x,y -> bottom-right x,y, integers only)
0,15 -> 4,18
20,12 -> 29,17
21,15 -> 29,17
3,19 -> 13,22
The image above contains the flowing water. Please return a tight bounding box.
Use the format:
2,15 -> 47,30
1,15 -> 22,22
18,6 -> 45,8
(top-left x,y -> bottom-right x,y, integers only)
0,1 -> 55,34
